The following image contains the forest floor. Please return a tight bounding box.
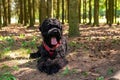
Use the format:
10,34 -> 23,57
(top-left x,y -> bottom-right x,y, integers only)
0,24 -> 120,80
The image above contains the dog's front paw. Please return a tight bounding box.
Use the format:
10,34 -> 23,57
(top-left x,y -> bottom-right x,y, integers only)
30,53 -> 40,59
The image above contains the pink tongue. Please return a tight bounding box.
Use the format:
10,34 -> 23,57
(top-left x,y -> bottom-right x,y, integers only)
51,37 -> 57,45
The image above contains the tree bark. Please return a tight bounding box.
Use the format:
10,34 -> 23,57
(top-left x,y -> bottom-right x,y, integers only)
56,0 -> 60,19
23,0 -> 27,26
28,0 -> 34,27
68,0 -> 79,37
8,0 -> 11,24
0,0 -> 2,28
78,0 -> 81,23
62,0 -> 64,24
47,0 -> 52,18
88,0 -> 92,24
40,0 -> 47,24
2,0 -> 8,26
94,0 -> 99,26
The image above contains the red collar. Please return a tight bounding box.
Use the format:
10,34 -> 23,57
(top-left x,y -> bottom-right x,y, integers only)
42,41 -> 61,57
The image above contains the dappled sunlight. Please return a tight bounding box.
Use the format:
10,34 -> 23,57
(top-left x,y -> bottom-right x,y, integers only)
111,70 -> 120,79
4,48 -> 30,59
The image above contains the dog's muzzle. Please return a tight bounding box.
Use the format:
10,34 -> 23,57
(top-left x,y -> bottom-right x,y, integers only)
48,28 -> 61,36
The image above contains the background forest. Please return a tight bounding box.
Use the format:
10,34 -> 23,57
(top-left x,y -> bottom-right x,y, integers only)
0,0 -> 120,80
0,0 -> 120,26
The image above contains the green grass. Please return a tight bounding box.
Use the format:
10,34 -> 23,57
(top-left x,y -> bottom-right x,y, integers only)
96,76 -> 104,80
62,67 -> 78,76
0,72 -> 17,80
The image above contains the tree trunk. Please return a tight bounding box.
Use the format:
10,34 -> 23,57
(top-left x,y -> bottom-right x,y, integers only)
47,0 -> 52,18
105,0 -> 108,24
40,0 -> 47,23
83,0 -> 87,24
62,0 -> 64,24
28,0 -> 34,27
39,0 -> 41,24
23,0 -> 27,26
2,0 -> 8,26
32,0 -> 35,24
78,0 -> 81,23
114,0 -> 117,23
94,0 -> 99,26
56,0 -> 60,19
88,0 -> 92,24
0,0 -> 2,28
108,0 -> 114,26
19,0 -> 23,24
8,0 -> 11,24
68,0 -> 79,37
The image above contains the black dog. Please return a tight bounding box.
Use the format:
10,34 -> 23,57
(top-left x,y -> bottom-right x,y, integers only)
30,18 -> 68,74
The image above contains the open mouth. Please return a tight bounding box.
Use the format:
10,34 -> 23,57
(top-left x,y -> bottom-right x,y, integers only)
51,37 -> 58,45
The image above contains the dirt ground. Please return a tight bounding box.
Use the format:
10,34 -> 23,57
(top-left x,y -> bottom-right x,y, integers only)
0,24 -> 120,80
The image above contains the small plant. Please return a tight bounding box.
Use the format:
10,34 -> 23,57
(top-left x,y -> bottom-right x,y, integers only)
62,67 -> 69,75
96,76 -> 104,80
5,37 -> 15,46
19,34 -> 25,39
81,71 -> 88,77
107,68 -> 114,75
12,65 -> 19,71
0,72 -> 17,80
68,41 -> 82,49
3,47 -> 11,52
28,40 -> 36,47
62,67 -> 78,76
1,64 -> 10,70
21,41 -> 28,47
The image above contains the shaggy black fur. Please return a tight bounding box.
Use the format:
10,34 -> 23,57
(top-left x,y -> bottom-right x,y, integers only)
30,18 -> 68,74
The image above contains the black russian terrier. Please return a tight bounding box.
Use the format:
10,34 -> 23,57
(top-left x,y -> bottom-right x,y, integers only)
30,18 -> 68,74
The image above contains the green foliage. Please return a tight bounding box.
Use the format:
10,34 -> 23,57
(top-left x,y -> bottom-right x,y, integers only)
6,37 -> 15,46
96,76 -> 104,80
81,71 -> 88,77
68,41 -> 83,49
107,68 -> 114,75
21,40 -> 36,48
12,65 -> 19,71
3,47 -> 11,52
62,67 -> 77,76
0,72 -> 17,80
19,34 -> 25,39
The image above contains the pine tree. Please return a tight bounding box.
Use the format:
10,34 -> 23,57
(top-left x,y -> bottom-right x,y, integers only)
68,0 -> 79,37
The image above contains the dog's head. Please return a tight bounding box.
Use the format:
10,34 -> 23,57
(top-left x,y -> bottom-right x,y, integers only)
39,18 -> 62,48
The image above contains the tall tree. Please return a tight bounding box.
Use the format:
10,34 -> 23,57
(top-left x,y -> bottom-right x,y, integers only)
40,0 -> 47,24
56,0 -> 60,19
83,0 -> 87,23
108,0 -> 114,26
78,0 -> 81,23
105,0 -> 108,24
39,0 -> 41,24
2,0 -> 8,26
88,0 -> 92,24
8,0 -> 11,24
28,0 -> 34,27
19,0 -> 23,24
32,0 -> 35,24
68,0 -> 79,37
47,0 -> 52,18
0,0 -> 2,28
62,0 -> 64,24
114,0 -> 117,23
23,0 -> 27,26
94,0 -> 99,26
